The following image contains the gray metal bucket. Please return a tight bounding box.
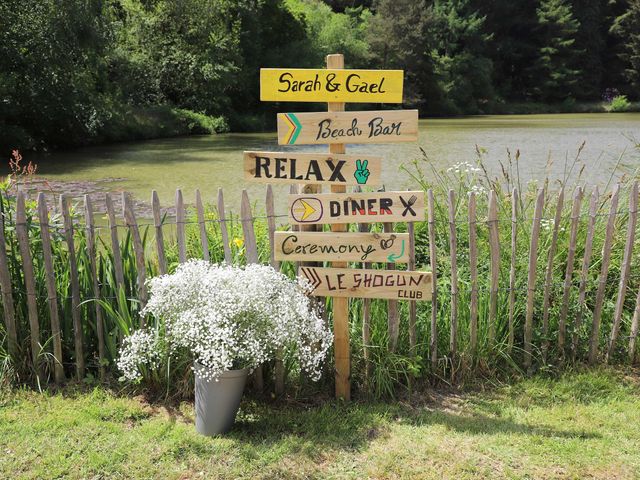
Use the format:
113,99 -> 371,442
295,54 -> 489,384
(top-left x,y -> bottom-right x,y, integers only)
194,366 -> 248,436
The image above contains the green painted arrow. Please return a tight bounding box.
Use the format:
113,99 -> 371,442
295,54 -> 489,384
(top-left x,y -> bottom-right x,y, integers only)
387,239 -> 406,262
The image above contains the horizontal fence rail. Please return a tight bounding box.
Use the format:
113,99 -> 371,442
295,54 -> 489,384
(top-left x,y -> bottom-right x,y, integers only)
1,181 -> 640,392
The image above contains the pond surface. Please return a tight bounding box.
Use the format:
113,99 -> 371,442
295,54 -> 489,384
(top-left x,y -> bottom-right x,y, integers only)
29,113 -> 640,215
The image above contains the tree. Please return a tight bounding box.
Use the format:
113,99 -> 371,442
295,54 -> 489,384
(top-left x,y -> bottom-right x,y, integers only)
611,0 -> 640,95
572,0 -> 606,99
530,0 -> 582,102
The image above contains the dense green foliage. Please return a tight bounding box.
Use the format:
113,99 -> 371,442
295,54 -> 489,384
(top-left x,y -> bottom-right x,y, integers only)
1,0 -> 639,152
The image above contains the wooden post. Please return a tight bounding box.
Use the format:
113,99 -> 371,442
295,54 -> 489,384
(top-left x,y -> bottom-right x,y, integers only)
607,182 -> 637,362
176,189 -> 187,264
427,189 -> 438,371
628,282 -> 640,363
84,195 -> 105,379
541,187 -> 564,363
122,192 -> 148,314
37,193 -> 64,383
16,191 -> 42,379
488,190 -> 500,348
217,188 -> 232,264
151,191 -> 167,275
524,188 -> 545,371
468,191 -> 478,358
572,187 -> 599,362
447,190 -> 458,358
588,184 -> 620,364
384,221 -> 400,352
558,187 -> 583,360
508,188 -> 518,353
195,190 -> 210,262
408,219 -> 417,355
105,193 -> 125,293
0,191 -> 18,359
240,189 -> 263,391
60,195 -> 85,380
327,53 -> 350,400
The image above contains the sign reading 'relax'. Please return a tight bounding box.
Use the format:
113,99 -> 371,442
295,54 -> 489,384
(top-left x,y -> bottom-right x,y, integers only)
300,267 -> 432,301
243,151 -> 382,186
277,110 -> 418,145
288,191 -> 425,225
260,68 -> 404,103
274,231 -> 410,263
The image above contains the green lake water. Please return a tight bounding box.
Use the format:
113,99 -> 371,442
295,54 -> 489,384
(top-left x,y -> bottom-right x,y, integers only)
30,113 -> 640,215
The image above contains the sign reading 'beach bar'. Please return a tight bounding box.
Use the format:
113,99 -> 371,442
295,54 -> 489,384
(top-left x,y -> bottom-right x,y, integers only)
243,151 -> 382,186
277,110 -> 419,145
300,267 -> 432,301
260,68 -> 404,103
288,191 -> 426,225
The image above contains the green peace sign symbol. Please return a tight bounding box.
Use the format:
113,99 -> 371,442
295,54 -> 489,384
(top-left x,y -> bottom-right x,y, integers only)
354,159 -> 370,185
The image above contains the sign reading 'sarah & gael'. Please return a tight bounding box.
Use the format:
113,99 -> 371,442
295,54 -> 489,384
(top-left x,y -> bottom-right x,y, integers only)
243,151 -> 382,186
260,68 -> 404,103
277,110 -> 418,145
300,267 -> 432,301
288,191 -> 425,225
274,231 -> 410,263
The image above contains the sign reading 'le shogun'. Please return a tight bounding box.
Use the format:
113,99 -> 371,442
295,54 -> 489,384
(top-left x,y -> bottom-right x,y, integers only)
260,68 -> 404,103
300,267 -> 432,301
288,191 -> 425,225
243,151 -> 382,186
274,231 -> 410,263
277,110 -> 418,145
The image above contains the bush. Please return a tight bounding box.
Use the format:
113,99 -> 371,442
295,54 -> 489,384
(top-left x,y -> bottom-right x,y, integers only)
608,95 -> 632,112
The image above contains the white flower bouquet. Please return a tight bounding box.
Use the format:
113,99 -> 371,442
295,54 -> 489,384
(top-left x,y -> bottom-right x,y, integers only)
118,260 -> 332,382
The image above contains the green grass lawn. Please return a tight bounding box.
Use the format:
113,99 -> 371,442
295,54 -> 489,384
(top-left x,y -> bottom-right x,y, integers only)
1,368 -> 640,479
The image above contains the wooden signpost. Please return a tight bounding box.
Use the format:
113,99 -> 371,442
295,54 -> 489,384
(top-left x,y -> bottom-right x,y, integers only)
250,53 -> 431,401
243,151 -> 382,186
300,267 -> 432,301
260,68 -> 404,103
288,191 -> 426,225
277,110 -> 419,145
274,231 -> 410,263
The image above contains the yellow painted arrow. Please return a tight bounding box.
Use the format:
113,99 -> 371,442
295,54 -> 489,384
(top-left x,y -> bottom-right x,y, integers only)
299,199 -> 316,221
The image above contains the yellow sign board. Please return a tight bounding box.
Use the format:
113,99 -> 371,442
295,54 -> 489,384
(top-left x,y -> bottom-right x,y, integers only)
260,68 -> 404,103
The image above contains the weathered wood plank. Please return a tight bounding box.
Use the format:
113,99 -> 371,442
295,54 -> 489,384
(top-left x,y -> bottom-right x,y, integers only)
122,192 -> 148,315
175,189 -> 187,264
427,189 -> 438,370
558,187 -> 583,359
468,191 -> 478,357
448,190 -> 458,358
607,182 -> 637,362
60,195 -> 85,380
384,222 -> 400,352
217,188 -> 232,264
151,191 -> 167,275
16,191 -> 41,378
84,195 -> 105,379
572,187 -> 599,362
288,191 -> 425,225
277,110 -> 419,145
541,187 -> 565,362
508,188 -> 518,353
260,68 -> 404,103
0,191 -> 18,358
408,219 -> 417,355
524,188 -> 545,371
244,151 -> 383,186
588,184 -> 620,364
488,190 -> 500,347
105,193 -> 125,292
195,190 -> 210,262
358,220 -> 373,384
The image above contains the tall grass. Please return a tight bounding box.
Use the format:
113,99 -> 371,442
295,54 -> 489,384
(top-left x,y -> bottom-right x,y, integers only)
1,141 -> 640,398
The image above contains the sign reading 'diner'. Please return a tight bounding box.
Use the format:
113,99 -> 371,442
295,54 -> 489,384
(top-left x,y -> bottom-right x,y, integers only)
260,68 -> 404,103
274,231 -> 410,263
288,191 -> 425,225
300,267 -> 432,301
243,151 -> 382,186
277,110 -> 418,145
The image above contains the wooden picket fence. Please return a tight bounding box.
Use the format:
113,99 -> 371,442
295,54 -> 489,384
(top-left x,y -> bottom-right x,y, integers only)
1,181 -> 640,389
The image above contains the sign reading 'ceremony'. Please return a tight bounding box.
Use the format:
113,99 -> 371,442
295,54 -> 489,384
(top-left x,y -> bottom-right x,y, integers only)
277,110 -> 419,145
260,68 -> 404,103
243,151 -> 382,186
300,267 -> 432,301
288,191 -> 426,225
274,231 -> 410,263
